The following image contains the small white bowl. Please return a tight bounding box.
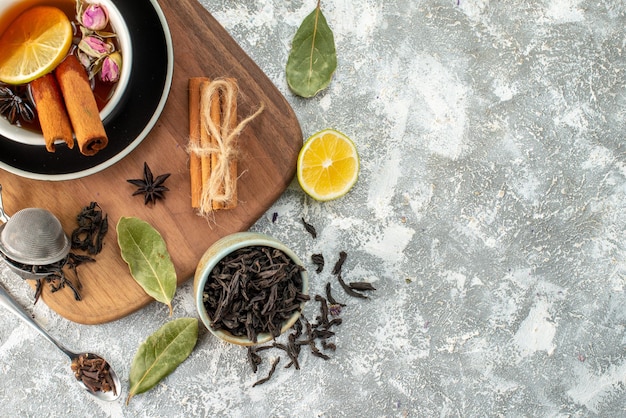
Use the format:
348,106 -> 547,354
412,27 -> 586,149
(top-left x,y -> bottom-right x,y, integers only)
0,0 -> 132,146
193,232 -> 309,346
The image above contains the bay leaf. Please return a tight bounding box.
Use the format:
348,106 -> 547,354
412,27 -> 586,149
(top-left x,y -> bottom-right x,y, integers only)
126,317 -> 199,404
286,3 -> 337,98
116,216 -> 177,315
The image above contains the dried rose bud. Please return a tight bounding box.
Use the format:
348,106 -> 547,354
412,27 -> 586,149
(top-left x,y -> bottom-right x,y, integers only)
78,35 -> 112,58
329,304 -> 342,316
81,4 -> 109,31
77,50 -> 93,68
100,52 -> 122,82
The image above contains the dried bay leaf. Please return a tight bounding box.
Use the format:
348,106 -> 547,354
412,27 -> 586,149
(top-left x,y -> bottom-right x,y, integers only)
117,216 -> 177,315
286,2 -> 337,98
126,318 -> 199,404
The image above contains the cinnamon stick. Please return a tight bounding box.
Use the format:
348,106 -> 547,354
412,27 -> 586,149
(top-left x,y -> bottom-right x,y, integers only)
217,78 -> 238,210
55,55 -> 108,156
188,77 -> 207,208
30,74 -> 74,152
200,79 -> 222,208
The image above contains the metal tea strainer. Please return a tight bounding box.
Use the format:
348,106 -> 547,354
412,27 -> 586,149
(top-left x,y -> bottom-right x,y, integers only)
0,185 -> 71,279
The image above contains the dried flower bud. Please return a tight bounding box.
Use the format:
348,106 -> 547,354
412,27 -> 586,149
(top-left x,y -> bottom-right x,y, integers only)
77,50 -> 93,68
78,35 -> 112,58
81,4 -> 109,31
101,52 -> 122,82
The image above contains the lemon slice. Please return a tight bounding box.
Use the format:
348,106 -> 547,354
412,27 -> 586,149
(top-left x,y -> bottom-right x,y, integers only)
0,6 -> 73,85
297,129 -> 359,201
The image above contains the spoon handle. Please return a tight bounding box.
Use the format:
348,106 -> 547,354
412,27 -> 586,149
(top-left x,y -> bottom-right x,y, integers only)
0,282 -> 72,358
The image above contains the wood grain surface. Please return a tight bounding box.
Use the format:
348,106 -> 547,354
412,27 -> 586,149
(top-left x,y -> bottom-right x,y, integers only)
0,0 -> 302,324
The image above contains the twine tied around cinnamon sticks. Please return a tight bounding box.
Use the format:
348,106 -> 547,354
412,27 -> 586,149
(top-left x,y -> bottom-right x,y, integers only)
188,77 -> 264,216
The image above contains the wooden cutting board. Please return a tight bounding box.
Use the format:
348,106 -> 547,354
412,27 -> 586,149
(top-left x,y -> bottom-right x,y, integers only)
0,0 -> 302,324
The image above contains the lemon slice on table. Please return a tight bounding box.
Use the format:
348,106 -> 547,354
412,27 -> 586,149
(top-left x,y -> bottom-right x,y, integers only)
297,129 -> 360,201
0,6 -> 73,85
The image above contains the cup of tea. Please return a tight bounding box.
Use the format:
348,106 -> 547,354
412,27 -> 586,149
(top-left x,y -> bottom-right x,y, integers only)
0,0 -> 132,147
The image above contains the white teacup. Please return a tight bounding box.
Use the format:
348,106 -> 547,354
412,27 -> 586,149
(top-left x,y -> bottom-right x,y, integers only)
0,0 -> 132,147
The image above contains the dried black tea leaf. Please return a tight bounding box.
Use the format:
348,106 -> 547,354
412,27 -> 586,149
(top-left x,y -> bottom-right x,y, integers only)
35,270 -> 82,303
247,347 -> 263,373
331,251 -> 347,275
308,341 -> 330,360
252,357 -> 281,387
322,340 -> 336,351
311,253 -> 324,273
337,273 -> 368,299
325,282 -> 345,308
349,281 -> 376,291
301,218 -> 317,238
271,342 -> 301,370
71,202 -> 108,255
314,294 -> 330,327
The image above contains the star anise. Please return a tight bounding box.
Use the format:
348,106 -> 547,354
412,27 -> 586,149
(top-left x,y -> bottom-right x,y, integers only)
127,162 -> 170,205
0,85 -> 35,125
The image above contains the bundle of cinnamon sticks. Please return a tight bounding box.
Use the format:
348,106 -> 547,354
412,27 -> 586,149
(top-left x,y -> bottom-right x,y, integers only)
30,55 -> 107,155
188,77 -> 265,215
188,77 -> 238,213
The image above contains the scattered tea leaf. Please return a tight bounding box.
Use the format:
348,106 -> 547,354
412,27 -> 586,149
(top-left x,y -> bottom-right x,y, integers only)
311,253 -> 324,273
286,2 -> 337,98
331,251 -> 347,275
325,282 -> 346,308
337,273 -> 368,299
348,281 -> 376,291
71,202 -> 108,255
126,318 -> 198,404
301,217 -> 317,238
117,217 -> 177,315
247,293 -> 346,385
252,357 -> 281,387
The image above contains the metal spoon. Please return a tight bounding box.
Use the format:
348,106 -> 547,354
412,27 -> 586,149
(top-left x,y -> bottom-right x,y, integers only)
0,282 -> 121,401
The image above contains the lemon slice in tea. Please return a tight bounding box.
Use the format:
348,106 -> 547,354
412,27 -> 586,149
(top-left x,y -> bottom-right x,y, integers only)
0,6 -> 73,85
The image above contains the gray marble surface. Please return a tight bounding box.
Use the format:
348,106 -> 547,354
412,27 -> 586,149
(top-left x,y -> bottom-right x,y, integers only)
1,0 -> 626,417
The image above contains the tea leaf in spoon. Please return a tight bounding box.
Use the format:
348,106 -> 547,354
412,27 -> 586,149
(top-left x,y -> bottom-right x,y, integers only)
286,2 -> 337,98
126,317 -> 198,404
116,216 -> 177,315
